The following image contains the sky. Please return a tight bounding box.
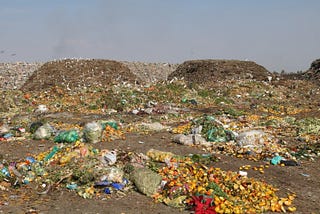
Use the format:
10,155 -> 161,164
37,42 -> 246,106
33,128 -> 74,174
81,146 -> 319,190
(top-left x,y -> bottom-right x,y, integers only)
0,0 -> 319,72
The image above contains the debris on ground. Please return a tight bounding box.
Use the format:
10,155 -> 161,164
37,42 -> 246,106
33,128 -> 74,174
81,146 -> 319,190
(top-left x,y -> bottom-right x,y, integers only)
152,150 -> 296,213
1,58 -> 320,213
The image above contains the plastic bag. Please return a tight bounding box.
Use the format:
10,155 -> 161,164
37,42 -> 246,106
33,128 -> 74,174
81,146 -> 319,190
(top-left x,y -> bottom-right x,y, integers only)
54,130 -> 79,143
146,149 -> 174,162
207,127 -> 234,142
101,121 -> 118,130
83,122 -> 102,144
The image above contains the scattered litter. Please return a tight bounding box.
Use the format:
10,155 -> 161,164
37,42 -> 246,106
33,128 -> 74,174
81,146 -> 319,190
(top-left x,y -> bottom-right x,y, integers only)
35,104 -> 48,114
173,134 -> 210,146
3,133 -> 13,139
140,122 -> 169,132
280,160 -> 299,166
300,173 -> 310,177
153,151 -> 296,213
271,155 -> 284,165
238,171 -> 248,176
1,62 -> 319,213
100,150 -> 117,165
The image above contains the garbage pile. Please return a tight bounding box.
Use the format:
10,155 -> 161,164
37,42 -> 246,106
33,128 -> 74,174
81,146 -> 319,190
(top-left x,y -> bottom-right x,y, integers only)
171,114 -> 301,166
0,141 -> 134,199
0,120 -> 129,198
168,59 -> 272,85
0,122 -> 313,213
151,152 -> 296,213
20,59 -> 140,92
303,58 -> 320,80
1,64 -> 320,213
0,142 -> 297,213
0,62 -> 43,90
2,113 -> 302,214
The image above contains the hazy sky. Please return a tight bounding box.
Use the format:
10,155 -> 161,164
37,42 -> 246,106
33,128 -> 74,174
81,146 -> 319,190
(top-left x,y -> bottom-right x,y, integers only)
0,0 -> 319,72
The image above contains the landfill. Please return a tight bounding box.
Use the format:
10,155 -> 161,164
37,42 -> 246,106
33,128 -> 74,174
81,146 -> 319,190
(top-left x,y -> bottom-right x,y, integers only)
0,59 -> 320,213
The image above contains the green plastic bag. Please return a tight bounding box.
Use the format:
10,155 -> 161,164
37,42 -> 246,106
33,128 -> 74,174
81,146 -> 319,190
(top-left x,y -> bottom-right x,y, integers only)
207,128 -> 235,142
54,130 -> 79,143
101,121 -> 118,130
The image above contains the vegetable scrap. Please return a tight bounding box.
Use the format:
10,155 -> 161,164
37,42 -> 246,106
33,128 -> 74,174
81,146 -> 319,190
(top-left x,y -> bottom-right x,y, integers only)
154,156 -> 296,213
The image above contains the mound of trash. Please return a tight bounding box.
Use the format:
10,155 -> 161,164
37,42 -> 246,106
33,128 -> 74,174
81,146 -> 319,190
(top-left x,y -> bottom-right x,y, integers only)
21,59 -> 140,91
303,58 -> 320,81
121,61 -> 178,83
168,59 -> 272,85
0,62 -> 43,90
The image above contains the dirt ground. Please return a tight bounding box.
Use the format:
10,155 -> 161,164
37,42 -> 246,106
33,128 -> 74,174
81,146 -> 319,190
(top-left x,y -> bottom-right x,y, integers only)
0,59 -> 319,214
